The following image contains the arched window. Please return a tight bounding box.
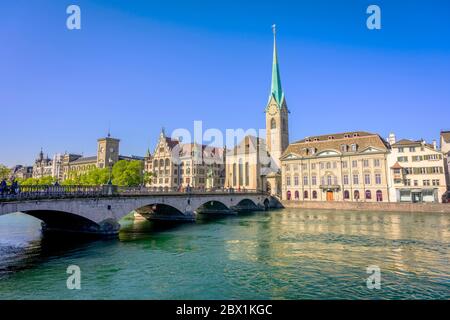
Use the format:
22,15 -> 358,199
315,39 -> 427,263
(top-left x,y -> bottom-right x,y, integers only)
327,175 -> 332,185
376,190 -> 383,202
159,159 -> 164,167
287,191 -> 292,200
365,190 -> 372,199
344,190 -> 350,200
354,190 -> 360,200
312,191 -> 317,199
294,190 -> 299,200
165,158 -> 170,167
304,190 -> 308,199
271,118 -> 276,129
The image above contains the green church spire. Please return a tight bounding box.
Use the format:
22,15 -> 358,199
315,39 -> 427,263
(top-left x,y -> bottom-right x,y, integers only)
270,24 -> 284,106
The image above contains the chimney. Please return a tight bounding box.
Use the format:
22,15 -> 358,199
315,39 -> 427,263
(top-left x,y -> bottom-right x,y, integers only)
388,133 -> 396,145
432,140 -> 437,150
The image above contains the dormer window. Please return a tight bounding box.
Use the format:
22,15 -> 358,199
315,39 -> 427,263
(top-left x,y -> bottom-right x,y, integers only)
353,133 -> 359,137
344,134 -> 350,138
351,144 -> 358,152
328,136 -> 334,140
305,138 -> 310,142
313,138 -> 319,142
340,144 -> 348,153
309,148 -> 316,155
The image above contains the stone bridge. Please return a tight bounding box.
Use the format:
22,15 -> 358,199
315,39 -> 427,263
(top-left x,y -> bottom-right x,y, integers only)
0,186 -> 277,236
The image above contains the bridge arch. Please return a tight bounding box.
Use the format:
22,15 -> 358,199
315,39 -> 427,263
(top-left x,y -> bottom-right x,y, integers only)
133,202 -> 188,221
194,200 -> 232,215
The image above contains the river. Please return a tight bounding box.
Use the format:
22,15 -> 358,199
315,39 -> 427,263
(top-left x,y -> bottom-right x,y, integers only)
0,209 -> 449,299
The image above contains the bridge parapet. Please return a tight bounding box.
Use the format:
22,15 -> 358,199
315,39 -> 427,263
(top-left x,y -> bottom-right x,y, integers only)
0,185 -> 267,202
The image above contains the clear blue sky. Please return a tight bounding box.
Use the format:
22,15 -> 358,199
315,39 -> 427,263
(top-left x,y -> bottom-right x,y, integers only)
1,0 -> 450,167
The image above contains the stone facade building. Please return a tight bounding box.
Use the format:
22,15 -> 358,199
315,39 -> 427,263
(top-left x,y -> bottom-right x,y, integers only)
224,135 -> 274,192
10,165 -> 33,180
280,132 -> 390,202
32,149 -> 53,179
440,130 -> 450,190
387,136 -> 447,203
144,130 -> 225,190
60,135 -> 143,181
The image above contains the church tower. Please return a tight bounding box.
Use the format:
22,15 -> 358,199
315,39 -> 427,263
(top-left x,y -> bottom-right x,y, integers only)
265,25 -> 289,168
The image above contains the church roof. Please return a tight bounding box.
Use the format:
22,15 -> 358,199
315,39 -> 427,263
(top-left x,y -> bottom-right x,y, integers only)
270,25 -> 284,107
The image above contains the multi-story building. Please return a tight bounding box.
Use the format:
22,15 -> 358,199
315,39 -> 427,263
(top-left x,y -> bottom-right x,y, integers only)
10,165 -> 33,180
226,26 -> 287,196
224,135 -> 274,192
32,149 -> 53,179
387,135 -> 447,203
145,130 -> 225,190
280,132 -> 390,202
62,134 -> 143,181
440,130 -> 450,190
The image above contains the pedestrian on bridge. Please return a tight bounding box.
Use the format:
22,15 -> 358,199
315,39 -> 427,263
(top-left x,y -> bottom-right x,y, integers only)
0,179 -> 7,196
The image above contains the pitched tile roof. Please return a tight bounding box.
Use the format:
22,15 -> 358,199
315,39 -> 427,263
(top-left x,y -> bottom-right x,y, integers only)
283,131 -> 389,158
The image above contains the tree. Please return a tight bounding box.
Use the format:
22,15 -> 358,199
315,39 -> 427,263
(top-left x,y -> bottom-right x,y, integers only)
20,176 -> 56,185
0,164 -> 10,180
112,160 -> 143,186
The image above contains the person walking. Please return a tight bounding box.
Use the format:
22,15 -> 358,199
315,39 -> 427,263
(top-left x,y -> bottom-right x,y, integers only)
0,179 -> 7,197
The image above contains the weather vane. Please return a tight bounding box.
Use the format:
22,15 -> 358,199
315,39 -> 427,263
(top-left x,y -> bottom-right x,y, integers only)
272,24 -> 276,36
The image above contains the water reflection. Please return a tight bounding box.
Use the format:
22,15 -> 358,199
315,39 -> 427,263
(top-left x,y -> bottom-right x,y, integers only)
0,209 -> 449,299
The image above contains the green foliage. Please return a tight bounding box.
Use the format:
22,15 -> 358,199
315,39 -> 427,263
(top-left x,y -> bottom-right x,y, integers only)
0,164 -> 10,180
112,160 -> 143,186
60,160 -> 143,186
19,176 -> 56,186
63,167 -> 109,186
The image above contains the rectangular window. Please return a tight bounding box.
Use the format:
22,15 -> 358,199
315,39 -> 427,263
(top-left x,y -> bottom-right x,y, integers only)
342,161 -> 348,168
363,160 -> 369,167
352,160 -> 358,168
320,162 -> 324,169
311,163 -> 316,170
405,179 -> 411,186
414,180 -> 418,186
373,159 -> 380,167
312,176 -> 317,185
353,174 -> 359,185
423,180 -> 430,186
303,176 -> 308,186
397,156 -> 408,162
302,163 -> 307,170
409,147 -> 416,152
294,176 -> 299,186
375,174 -> 381,184
343,175 -> 349,185
245,162 -> 249,186
286,176 -> 291,186
364,174 -> 371,185
398,147 -> 404,153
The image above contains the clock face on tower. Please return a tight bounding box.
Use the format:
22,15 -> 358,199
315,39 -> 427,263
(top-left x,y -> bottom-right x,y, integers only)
268,104 -> 278,116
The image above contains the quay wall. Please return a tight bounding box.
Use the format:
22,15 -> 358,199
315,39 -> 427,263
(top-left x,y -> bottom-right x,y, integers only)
281,200 -> 450,213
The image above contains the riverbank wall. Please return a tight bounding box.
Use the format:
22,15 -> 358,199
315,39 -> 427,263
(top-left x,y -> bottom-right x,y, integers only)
281,200 -> 450,213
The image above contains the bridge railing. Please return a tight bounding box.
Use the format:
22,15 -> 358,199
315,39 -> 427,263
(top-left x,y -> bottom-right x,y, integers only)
0,185 -> 267,202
